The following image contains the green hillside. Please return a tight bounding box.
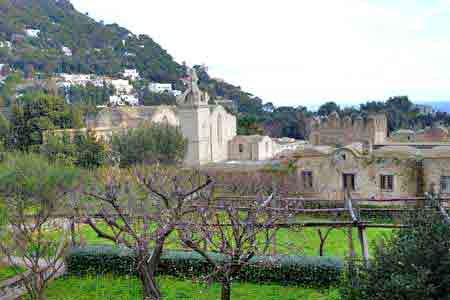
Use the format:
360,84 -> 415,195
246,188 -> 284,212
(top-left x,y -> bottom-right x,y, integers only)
0,0 -> 183,83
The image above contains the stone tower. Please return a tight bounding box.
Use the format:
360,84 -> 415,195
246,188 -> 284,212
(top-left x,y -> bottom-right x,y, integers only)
177,68 -> 212,166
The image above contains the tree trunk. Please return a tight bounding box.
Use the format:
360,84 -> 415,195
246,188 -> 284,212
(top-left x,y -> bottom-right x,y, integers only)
70,217 -> 77,247
319,241 -> 324,257
220,277 -> 231,300
138,264 -> 161,300
36,288 -> 46,300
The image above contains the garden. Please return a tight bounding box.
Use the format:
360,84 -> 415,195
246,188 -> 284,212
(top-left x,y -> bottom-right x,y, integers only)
0,150 -> 448,300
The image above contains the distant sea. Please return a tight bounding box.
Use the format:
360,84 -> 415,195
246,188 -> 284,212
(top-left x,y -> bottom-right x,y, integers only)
307,101 -> 450,114
415,101 -> 450,113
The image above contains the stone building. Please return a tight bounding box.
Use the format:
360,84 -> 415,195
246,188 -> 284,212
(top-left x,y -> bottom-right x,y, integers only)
293,142 -> 450,200
49,69 -> 237,167
228,135 -> 274,161
389,127 -> 449,143
309,112 -> 388,147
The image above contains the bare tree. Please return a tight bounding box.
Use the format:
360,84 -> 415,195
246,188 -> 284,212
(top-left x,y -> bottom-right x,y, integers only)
0,153 -> 79,300
317,227 -> 334,256
180,174 -> 292,300
80,165 -> 213,300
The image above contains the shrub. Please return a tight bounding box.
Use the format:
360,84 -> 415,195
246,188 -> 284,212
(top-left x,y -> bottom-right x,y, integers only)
340,209 -> 450,300
65,245 -> 343,286
111,123 -> 187,168
41,132 -> 109,169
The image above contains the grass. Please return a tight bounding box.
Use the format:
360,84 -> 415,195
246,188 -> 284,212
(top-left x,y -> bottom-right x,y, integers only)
46,275 -> 340,300
75,221 -> 392,258
0,265 -> 25,281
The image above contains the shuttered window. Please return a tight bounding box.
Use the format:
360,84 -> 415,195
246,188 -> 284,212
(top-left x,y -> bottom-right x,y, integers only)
440,176 -> 450,193
302,171 -> 313,189
380,175 -> 394,191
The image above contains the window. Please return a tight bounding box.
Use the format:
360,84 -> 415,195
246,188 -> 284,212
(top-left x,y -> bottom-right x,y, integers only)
302,171 -> 313,189
440,176 -> 450,193
343,174 -> 356,191
217,114 -> 223,145
380,175 -> 394,191
239,144 -> 244,153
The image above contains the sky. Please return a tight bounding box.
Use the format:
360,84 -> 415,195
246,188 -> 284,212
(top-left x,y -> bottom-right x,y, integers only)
70,0 -> 450,108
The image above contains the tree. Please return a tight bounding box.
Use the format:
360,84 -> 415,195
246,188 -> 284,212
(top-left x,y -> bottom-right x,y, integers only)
111,123 -> 187,168
0,153 -> 79,300
180,173 -> 291,300
73,132 -> 109,169
9,92 -> 79,151
40,131 -> 109,169
341,207 -> 450,300
79,166 -> 213,300
318,102 -> 340,116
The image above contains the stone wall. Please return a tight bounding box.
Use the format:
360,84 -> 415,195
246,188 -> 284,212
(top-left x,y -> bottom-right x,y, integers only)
309,113 -> 388,147
296,149 -> 418,200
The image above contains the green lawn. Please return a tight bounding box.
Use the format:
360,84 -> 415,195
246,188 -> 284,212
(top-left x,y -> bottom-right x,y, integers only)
0,265 -> 25,281
46,275 -> 340,300
76,222 -> 392,258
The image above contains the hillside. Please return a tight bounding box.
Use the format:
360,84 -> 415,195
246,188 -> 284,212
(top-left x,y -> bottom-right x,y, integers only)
0,0 -> 183,84
0,0 -> 267,115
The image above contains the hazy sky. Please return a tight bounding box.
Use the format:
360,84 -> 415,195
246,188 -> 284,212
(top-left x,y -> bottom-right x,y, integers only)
71,0 -> 450,108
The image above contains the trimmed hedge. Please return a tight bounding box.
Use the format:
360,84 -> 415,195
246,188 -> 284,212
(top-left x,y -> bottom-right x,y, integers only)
65,245 -> 343,286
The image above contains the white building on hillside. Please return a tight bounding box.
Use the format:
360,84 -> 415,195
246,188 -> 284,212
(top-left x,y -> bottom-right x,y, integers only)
149,82 -> 173,93
122,69 -> 140,80
61,46 -> 72,56
111,79 -> 133,94
149,82 -> 182,97
0,41 -> 12,48
25,29 -> 40,38
109,95 -> 139,106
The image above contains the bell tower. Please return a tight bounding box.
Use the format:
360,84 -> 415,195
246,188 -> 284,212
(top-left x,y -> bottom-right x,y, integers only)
177,68 -> 211,166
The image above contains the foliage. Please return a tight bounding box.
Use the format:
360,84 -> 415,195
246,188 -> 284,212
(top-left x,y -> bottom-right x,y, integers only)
79,166 -> 213,300
0,151 -> 79,203
0,0 -> 184,83
62,83 -> 115,107
141,90 -> 176,106
7,92 -> 82,151
111,123 -> 187,168
65,246 -> 343,287
41,132 -> 110,169
0,152 -> 80,300
340,209 -> 450,300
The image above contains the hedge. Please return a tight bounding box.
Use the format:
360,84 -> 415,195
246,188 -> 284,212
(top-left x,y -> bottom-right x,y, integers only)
65,245 -> 343,286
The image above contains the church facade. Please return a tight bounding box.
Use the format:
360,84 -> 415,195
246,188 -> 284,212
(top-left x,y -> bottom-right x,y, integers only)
50,69 -> 237,167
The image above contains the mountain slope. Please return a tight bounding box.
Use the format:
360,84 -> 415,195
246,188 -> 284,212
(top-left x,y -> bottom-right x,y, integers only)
0,0 -> 184,83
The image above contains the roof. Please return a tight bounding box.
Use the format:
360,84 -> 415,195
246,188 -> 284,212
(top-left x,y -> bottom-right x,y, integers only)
374,144 -> 450,159
89,106 -> 177,128
293,145 -> 335,158
231,135 -> 270,143
392,129 -> 415,135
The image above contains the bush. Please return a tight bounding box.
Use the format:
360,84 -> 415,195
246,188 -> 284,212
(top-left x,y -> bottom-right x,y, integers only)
111,123 -> 186,168
41,132 -> 109,169
340,209 -> 450,300
65,245 -> 343,286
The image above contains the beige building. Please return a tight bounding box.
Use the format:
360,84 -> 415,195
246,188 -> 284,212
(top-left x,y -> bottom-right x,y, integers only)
49,69 -> 238,167
293,142 -> 450,200
389,127 -> 449,143
309,112 -> 388,147
228,135 -> 275,161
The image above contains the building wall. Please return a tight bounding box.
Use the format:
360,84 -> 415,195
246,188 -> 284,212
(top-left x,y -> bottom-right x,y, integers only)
423,158 -> 450,195
228,136 -> 274,161
296,149 -> 418,200
310,113 -> 388,146
209,106 -> 236,163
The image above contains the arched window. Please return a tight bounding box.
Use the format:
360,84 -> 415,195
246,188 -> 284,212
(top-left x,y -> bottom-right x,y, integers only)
217,114 -> 223,145
162,115 -> 169,126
